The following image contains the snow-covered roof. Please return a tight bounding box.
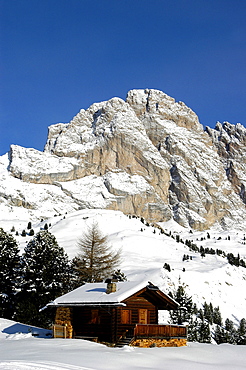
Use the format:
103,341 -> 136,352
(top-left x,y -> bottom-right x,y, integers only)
48,280 -> 172,307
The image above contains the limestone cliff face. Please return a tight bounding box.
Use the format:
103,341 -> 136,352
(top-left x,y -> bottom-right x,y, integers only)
5,89 -> 246,229
206,122 -> 246,204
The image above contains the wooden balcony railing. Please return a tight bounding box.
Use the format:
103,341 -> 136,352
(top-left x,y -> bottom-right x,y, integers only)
134,324 -> 187,339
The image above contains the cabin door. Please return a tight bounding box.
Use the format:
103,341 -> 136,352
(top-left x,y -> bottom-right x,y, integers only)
138,309 -> 148,324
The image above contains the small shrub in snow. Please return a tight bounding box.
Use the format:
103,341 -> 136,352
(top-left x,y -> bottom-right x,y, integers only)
163,263 -> 171,272
112,269 -> 127,282
21,229 -> 26,237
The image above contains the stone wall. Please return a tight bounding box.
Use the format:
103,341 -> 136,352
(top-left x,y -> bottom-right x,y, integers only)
54,307 -> 73,338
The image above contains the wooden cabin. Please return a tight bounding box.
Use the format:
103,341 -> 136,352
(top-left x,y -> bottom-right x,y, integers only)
48,280 -> 187,347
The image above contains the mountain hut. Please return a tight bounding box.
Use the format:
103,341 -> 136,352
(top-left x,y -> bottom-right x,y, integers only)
48,280 -> 187,347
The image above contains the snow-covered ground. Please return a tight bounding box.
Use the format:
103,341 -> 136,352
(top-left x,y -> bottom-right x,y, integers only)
0,319 -> 246,370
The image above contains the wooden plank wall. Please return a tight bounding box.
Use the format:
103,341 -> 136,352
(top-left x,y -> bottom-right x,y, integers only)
134,324 -> 187,338
115,296 -> 157,340
73,307 -> 113,343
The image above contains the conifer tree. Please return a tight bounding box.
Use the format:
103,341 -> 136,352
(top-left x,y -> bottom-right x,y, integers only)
72,221 -> 121,283
203,302 -> 213,324
16,230 -> 70,327
214,325 -> 227,344
192,303 -> 198,315
187,318 -> 199,342
237,318 -> 246,345
21,229 -> 26,237
225,318 -> 235,332
197,320 -> 211,343
213,306 -> 222,325
0,228 -> 20,318
29,229 -> 34,236
70,256 -> 88,289
198,308 -> 204,321
224,318 -> 237,344
112,269 -> 127,282
169,285 -> 193,325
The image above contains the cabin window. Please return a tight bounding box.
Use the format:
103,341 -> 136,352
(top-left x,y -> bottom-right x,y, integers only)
89,309 -> 100,324
138,309 -> 148,324
121,309 -> 131,324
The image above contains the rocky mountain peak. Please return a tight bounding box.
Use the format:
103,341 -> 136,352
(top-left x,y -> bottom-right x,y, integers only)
1,89 -> 246,230
126,89 -> 202,131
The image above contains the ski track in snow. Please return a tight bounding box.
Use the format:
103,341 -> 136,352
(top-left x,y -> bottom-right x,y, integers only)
0,361 -> 94,370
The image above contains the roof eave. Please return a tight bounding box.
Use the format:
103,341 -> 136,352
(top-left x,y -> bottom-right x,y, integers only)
47,302 -> 126,308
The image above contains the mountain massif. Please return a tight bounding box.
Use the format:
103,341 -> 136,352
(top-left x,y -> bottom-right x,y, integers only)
1,89 -> 246,230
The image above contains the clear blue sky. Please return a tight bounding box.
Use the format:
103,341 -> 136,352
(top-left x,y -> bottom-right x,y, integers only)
1,0 -> 246,155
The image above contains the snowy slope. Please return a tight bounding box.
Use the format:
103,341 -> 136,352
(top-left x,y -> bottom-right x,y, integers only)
1,208 -> 246,369
1,209 -> 245,324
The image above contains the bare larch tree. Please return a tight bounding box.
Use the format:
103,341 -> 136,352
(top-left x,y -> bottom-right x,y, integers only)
72,221 -> 121,284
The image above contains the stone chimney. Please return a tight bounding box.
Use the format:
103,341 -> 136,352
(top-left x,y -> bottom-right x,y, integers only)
105,279 -> 117,294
